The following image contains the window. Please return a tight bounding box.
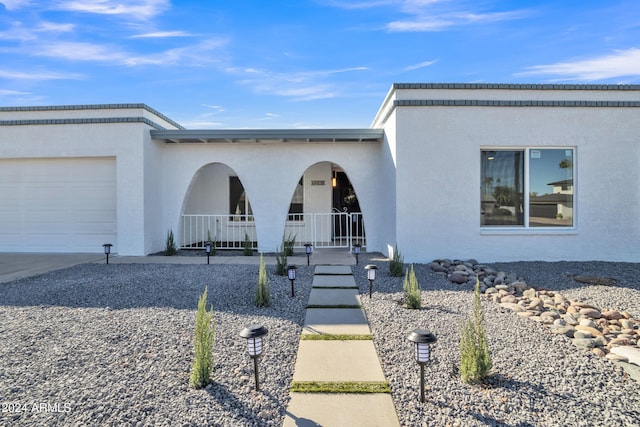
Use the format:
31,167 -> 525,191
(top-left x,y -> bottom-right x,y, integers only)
481,148 -> 574,228
288,178 -> 304,220
229,176 -> 252,220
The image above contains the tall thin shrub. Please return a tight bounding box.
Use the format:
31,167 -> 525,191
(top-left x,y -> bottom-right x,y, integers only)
275,244 -> 288,276
190,287 -> 216,389
403,264 -> 421,309
254,254 -> 271,307
243,233 -> 253,256
459,278 -> 492,384
283,233 -> 296,256
165,229 -> 177,256
389,245 -> 404,277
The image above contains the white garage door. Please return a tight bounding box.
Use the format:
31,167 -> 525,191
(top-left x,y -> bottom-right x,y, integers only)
0,157 -> 116,253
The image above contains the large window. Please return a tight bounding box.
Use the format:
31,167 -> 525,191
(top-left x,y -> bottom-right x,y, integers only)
481,148 -> 574,228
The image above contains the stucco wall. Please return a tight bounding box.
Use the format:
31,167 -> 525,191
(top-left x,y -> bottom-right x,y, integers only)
393,104 -> 640,262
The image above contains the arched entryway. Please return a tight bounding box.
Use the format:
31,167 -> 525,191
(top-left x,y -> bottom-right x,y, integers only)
179,163 -> 257,250
283,162 -> 365,249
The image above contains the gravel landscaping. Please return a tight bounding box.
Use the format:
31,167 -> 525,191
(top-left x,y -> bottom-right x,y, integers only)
1,255 -> 640,426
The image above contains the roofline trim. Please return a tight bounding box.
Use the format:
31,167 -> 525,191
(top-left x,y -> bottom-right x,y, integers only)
150,128 -> 384,144
0,103 -> 184,130
393,83 -> 640,91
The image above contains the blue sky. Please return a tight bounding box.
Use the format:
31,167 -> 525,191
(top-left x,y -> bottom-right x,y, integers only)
1,0 -> 639,129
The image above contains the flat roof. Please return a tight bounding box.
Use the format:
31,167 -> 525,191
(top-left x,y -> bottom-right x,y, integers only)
150,128 -> 384,144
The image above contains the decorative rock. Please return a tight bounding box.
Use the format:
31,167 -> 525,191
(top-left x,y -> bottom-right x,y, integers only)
500,295 -> 517,304
592,348 -> 606,358
601,310 -> 624,320
579,308 -> 602,319
517,311 -> 536,318
572,338 -> 597,350
449,272 -> 469,284
574,330 -> 594,339
610,346 -> 640,366
499,302 -> 526,313
429,262 -> 447,273
485,287 -> 498,294
550,326 -> 576,338
606,353 -> 629,362
579,319 -> 597,328
575,325 -> 603,337
523,288 -> 537,299
620,319 -> 635,330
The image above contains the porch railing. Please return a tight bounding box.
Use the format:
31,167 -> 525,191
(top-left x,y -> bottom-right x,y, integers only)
180,212 -> 365,250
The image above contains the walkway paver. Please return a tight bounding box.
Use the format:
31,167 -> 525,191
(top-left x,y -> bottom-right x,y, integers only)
302,308 -> 370,335
284,261 -> 400,427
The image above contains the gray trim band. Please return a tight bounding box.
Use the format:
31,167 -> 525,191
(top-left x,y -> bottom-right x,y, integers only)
394,100 -> 640,107
0,117 -> 167,130
393,83 -> 640,91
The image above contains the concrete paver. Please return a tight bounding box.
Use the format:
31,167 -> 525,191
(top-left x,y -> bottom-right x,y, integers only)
302,308 -> 371,335
292,340 -> 386,382
307,288 -> 361,306
313,265 -> 353,275
283,393 -> 400,427
311,274 -> 357,288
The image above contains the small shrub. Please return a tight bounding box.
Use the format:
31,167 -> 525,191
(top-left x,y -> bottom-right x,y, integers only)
283,233 -> 296,256
459,278 -> 492,384
254,253 -> 271,307
189,287 -> 216,389
243,233 -> 253,256
389,245 -> 404,277
403,264 -> 421,309
275,244 -> 288,276
165,229 -> 177,256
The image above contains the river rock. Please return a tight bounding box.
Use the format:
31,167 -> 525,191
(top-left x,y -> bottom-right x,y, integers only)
580,308 -> 602,319
610,346 -> 640,366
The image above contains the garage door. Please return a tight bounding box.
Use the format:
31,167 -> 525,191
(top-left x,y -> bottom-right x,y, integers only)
0,158 -> 116,253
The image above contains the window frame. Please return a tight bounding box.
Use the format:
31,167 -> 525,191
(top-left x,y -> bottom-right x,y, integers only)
480,147 -> 577,233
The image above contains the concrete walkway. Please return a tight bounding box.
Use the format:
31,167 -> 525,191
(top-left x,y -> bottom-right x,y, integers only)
283,265 -> 400,427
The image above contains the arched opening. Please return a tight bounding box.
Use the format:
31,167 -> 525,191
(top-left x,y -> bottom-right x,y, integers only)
283,162 -> 365,249
180,163 -> 257,250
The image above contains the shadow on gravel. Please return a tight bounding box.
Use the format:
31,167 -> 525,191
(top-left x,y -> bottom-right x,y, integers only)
0,263 -> 313,320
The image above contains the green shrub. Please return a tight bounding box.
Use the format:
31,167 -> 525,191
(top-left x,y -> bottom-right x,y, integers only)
254,254 -> 271,307
403,264 -> 421,309
275,244 -> 288,276
459,278 -> 492,384
189,287 -> 216,389
165,229 -> 177,256
389,245 -> 404,277
283,233 -> 296,256
243,233 -> 253,256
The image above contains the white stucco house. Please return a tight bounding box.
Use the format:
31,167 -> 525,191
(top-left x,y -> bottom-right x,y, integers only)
1,83 -> 639,262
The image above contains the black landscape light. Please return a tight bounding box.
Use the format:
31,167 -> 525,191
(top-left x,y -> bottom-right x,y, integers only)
407,329 -> 437,403
288,265 -> 297,297
205,241 -> 212,264
364,264 -> 378,298
240,324 -> 269,391
352,243 -> 361,264
102,243 -> 113,264
304,243 -> 313,266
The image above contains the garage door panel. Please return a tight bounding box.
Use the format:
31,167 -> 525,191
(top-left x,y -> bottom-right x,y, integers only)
0,158 -> 116,253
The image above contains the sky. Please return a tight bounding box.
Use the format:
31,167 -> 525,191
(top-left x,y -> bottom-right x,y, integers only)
1,0 -> 639,129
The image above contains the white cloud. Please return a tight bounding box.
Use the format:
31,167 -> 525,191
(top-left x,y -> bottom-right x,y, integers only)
404,59 -> 437,71
54,0 -> 170,20
36,22 -> 75,32
129,31 -> 192,39
0,69 -> 83,80
31,41 -> 127,62
0,89 -> 30,95
0,0 -> 32,10
518,48 -> 640,81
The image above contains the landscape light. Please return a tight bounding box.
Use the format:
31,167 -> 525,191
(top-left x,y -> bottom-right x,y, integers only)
239,324 -> 269,391
407,329 -> 437,403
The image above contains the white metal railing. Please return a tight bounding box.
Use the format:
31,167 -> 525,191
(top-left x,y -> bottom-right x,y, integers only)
181,212 -> 365,250
181,214 -> 256,249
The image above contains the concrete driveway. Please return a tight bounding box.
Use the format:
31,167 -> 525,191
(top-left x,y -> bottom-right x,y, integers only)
0,253 -> 103,284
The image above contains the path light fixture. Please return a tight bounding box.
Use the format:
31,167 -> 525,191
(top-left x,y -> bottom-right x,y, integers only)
205,241 -> 212,264
102,243 -> 113,265
287,265 -> 297,297
304,243 -> 313,266
407,329 -> 437,403
352,243 -> 361,264
240,324 -> 269,391
364,264 -> 378,298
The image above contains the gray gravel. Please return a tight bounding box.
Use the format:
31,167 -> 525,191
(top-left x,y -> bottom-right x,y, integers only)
1,256 -> 640,426
356,255 -> 640,427
0,263 -> 313,426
